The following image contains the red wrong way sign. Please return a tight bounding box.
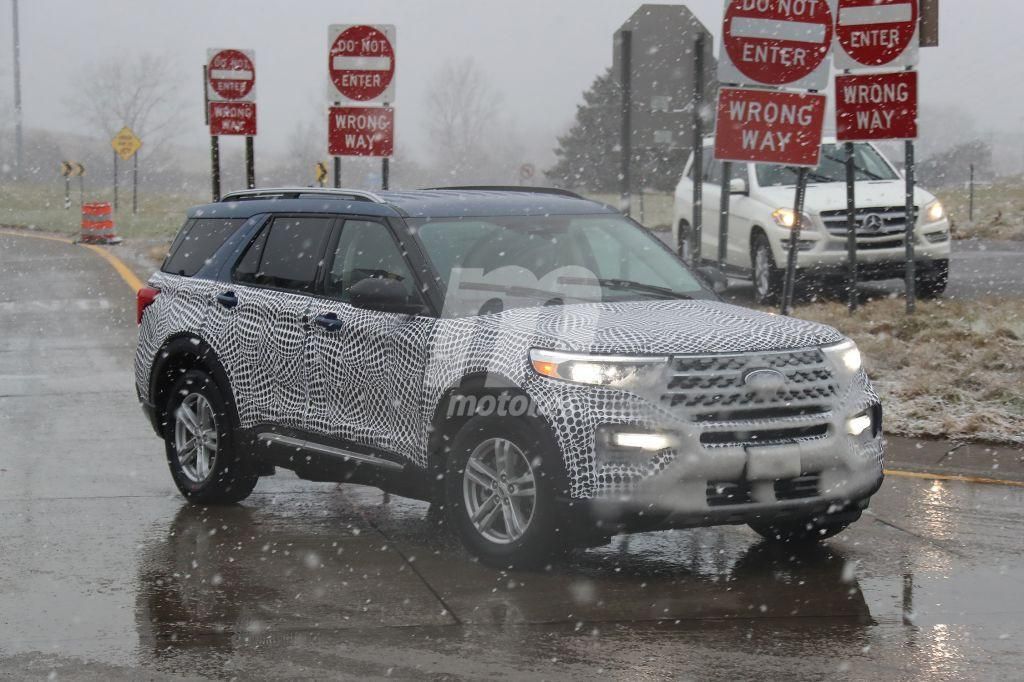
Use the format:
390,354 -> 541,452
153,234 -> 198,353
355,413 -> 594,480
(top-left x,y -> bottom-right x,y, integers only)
209,102 -> 256,136
718,0 -> 836,91
328,107 -> 394,157
328,24 -> 396,104
835,0 -> 919,70
836,71 -> 917,141
207,49 -> 256,102
714,87 -> 826,166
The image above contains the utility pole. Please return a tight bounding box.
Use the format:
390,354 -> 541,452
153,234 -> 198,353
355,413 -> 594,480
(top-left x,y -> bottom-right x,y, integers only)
12,0 -> 24,174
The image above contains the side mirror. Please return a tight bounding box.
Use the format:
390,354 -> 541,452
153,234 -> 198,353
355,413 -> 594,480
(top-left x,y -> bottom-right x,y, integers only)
729,177 -> 748,195
696,265 -> 729,294
348,277 -> 424,315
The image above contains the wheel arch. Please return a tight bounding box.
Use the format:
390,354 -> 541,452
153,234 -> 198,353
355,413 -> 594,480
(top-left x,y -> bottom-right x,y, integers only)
149,334 -> 239,436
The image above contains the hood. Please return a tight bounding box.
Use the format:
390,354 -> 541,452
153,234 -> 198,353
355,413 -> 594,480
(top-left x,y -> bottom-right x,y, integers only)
478,299 -> 845,356
755,181 -> 936,215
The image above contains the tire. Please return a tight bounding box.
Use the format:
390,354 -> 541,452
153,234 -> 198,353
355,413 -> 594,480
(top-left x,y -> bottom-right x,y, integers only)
749,511 -> 859,544
915,259 -> 949,299
677,220 -> 690,259
163,369 -> 258,504
444,415 -> 572,569
751,231 -> 783,305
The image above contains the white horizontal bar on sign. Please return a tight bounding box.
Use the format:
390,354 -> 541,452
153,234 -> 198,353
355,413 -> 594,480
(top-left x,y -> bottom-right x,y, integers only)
839,3 -> 913,27
729,17 -> 828,44
332,56 -> 392,71
210,69 -> 253,80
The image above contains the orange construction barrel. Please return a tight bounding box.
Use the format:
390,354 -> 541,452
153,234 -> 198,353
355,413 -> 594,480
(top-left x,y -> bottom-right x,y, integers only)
80,202 -> 121,244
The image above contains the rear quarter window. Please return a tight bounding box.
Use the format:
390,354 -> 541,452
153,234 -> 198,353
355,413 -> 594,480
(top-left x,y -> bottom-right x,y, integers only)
162,219 -> 244,277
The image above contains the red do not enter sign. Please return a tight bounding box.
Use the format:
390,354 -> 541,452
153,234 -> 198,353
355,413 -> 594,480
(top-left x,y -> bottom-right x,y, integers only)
207,49 -> 255,102
835,0 -> 919,69
328,25 -> 396,104
720,0 -> 835,91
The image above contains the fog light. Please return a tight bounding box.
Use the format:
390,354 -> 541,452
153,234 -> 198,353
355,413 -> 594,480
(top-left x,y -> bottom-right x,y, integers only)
847,413 -> 872,436
612,432 -> 673,451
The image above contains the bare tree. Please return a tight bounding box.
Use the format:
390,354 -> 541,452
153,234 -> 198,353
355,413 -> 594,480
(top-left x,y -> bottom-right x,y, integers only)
424,58 -> 509,183
65,52 -> 188,163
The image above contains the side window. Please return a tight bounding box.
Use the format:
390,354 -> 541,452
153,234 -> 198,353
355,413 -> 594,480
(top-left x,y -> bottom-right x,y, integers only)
162,219 -> 243,277
232,216 -> 333,293
704,158 -> 722,185
325,220 -> 417,302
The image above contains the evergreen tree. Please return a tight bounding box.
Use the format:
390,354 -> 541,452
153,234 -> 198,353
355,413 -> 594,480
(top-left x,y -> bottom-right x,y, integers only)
545,69 -> 622,192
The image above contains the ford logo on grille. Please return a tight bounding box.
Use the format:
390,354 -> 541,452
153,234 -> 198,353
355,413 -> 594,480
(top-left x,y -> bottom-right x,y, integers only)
743,368 -> 786,399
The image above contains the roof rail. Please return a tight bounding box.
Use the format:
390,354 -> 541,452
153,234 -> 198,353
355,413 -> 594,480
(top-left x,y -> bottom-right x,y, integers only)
219,187 -> 386,203
421,185 -> 584,199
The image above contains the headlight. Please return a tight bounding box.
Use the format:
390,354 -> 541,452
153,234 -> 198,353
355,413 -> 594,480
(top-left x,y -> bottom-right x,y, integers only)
772,208 -> 813,229
529,349 -> 668,387
924,200 -> 945,223
822,339 -> 862,383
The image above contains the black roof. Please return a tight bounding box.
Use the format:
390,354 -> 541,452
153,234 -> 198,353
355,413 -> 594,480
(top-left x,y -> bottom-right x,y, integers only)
187,188 -> 616,221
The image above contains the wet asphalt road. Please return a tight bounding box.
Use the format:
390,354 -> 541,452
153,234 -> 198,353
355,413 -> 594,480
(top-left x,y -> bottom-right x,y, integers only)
2,232 -> 1023,680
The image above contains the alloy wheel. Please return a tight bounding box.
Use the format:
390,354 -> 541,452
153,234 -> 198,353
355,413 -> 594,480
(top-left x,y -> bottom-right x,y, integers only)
174,393 -> 219,483
462,437 -> 537,544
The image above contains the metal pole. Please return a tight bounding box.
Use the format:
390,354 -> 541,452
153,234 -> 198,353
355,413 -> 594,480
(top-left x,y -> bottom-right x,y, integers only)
619,30 -> 632,218
690,32 -> 705,264
64,175 -> 70,210
78,175 -> 84,206
844,142 -> 859,312
113,152 -> 118,211
381,157 -> 390,191
718,161 -> 732,267
242,135 -> 252,188
904,140 -> 917,313
132,152 -> 138,214
333,157 -> 341,189
781,167 -> 809,316
12,0 -> 23,173
210,136 -> 220,202
968,163 -> 974,221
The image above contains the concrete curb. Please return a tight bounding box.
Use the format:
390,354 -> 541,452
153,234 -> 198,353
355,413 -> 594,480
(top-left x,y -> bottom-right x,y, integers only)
885,435 -> 1024,485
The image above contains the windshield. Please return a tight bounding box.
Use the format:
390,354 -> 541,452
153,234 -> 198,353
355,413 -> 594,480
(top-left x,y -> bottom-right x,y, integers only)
755,143 -> 899,187
413,214 -> 710,316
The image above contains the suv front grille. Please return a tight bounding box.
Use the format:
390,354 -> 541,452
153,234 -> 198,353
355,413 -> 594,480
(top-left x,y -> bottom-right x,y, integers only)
820,206 -> 917,242
706,474 -> 821,507
662,349 -> 838,424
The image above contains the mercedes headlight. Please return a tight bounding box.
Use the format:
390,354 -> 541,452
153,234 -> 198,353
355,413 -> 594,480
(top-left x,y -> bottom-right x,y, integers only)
924,200 -> 945,223
772,208 -> 813,229
529,349 -> 668,387
822,339 -> 862,383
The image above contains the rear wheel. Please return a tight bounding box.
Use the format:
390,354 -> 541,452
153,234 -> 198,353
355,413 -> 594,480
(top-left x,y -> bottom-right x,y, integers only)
164,370 -> 258,504
751,232 -> 783,305
677,219 -> 691,259
445,415 -> 571,569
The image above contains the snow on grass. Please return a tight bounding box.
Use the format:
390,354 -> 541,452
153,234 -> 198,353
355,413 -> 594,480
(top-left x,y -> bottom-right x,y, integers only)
797,297 -> 1024,445
940,182 -> 1024,242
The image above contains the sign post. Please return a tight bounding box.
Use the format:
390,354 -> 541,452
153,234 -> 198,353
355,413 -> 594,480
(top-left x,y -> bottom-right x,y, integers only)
206,49 -> 257,197
110,126 -> 142,214
834,0 -> 920,313
61,161 -> 72,210
689,32 -> 704,263
328,24 -> 396,191
618,30 -> 633,218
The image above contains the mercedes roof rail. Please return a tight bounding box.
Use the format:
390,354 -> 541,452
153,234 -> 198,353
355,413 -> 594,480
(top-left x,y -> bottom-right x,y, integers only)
421,186 -> 584,199
219,187 -> 385,203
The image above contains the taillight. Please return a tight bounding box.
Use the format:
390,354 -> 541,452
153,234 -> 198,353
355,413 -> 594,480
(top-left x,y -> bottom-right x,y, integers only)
137,286 -> 160,324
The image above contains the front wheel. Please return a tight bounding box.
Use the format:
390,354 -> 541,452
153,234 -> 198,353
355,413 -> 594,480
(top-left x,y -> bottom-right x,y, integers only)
915,259 -> 949,299
751,232 -> 783,305
444,415 -> 572,569
164,370 -> 258,504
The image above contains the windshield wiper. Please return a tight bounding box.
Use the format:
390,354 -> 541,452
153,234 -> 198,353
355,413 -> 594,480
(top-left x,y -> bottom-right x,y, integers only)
596,279 -> 694,300
822,153 -> 884,181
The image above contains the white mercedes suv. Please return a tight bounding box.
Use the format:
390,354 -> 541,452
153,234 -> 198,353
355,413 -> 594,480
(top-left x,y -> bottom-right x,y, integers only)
673,138 -> 951,304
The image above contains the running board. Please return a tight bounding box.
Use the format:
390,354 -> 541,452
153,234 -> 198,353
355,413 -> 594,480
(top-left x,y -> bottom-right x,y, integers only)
256,433 -> 404,472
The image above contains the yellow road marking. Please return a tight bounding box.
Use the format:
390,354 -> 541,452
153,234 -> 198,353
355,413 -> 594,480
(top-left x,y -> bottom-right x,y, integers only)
0,228 -> 144,293
885,469 -> 1024,489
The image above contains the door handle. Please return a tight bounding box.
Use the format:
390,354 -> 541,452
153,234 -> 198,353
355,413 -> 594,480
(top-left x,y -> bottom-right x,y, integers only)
216,291 -> 238,309
313,313 -> 343,332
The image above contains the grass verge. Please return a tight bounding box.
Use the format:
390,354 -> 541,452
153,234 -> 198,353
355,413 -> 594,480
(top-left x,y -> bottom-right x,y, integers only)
796,297 -> 1024,445
938,182 -> 1024,241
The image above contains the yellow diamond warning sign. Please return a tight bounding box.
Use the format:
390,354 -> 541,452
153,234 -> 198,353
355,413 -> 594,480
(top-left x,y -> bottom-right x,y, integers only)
111,126 -> 142,161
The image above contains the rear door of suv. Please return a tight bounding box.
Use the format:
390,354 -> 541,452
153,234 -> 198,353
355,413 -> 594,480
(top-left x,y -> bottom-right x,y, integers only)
206,214 -> 335,431
304,217 -> 434,464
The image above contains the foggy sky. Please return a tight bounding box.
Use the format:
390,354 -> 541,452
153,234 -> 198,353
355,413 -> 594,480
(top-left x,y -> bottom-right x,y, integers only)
3,0 -> 1021,165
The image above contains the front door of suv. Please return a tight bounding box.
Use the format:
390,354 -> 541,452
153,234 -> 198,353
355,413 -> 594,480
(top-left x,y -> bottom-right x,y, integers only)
208,215 -> 334,431
304,218 -> 433,464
